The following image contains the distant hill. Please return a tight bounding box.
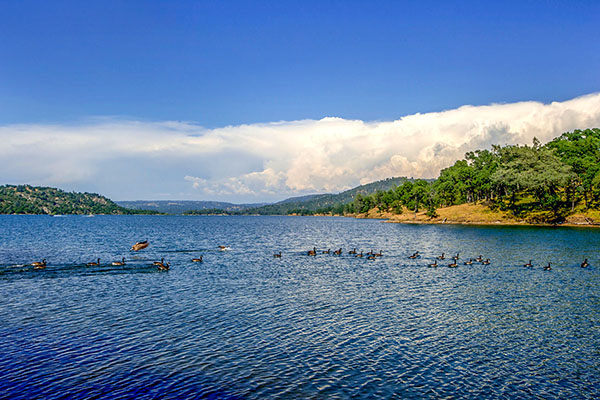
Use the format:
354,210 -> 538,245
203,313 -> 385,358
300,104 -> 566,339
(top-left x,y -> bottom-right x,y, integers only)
117,200 -> 266,214
0,185 -> 154,215
244,177 -> 416,215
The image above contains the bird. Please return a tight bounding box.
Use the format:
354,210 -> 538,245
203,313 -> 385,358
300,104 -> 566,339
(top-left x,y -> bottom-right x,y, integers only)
307,247 -> 317,256
367,254 -> 376,260
153,258 -> 165,266
475,255 -> 483,262
374,250 -> 383,257
156,261 -> 170,271
437,252 -> 445,260
408,251 -> 420,259
482,259 -> 490,265
112,257 -> 126,266
131,241 -> 149,251
452,253 -> 460,260
192,256 -> 203,262
273,252 -> 282,258
333,248 -> 342,255
463,259 -> 473,265
428,260 -> 438,268
86,258 -> 100,266
543,262 -> 552,271
348,248 -> 357,255
355,251 -> 364,258
322,249 -> 331,254
31,259 -> 47,268
581,258 -> 589,268
524,260 -> 533,268
218,245 -> 230,251
448,260 -> 458,268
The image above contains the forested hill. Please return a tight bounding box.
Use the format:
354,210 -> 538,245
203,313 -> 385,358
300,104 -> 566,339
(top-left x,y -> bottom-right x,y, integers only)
243,177 -> 416,215
117,200 -> 266,214
0,185 -> 155,215
349,128 -> 600,224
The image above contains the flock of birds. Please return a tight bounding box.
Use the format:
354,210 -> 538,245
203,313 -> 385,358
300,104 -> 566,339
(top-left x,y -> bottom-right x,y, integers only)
25,241 -> 592,272
24,242 -> 232,272
282,248 -> 591,270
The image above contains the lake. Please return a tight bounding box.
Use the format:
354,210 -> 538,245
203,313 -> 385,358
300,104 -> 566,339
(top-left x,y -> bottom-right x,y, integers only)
0,215 -> 599,399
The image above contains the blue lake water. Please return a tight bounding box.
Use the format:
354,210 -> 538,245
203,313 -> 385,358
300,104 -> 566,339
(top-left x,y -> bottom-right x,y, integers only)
0,215 -> 599,399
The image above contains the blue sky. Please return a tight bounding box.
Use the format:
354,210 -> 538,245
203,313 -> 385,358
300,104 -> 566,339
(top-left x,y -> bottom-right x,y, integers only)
2,0 -> 598,126
1,1 -> 600,201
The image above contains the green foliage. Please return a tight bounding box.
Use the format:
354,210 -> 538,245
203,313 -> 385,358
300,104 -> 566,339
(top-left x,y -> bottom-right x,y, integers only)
349,128 -> 600,224
0,185 -> 159,215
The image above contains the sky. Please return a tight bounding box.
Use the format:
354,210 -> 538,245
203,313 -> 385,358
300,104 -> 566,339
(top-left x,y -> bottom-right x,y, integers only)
1,0 -> 599,202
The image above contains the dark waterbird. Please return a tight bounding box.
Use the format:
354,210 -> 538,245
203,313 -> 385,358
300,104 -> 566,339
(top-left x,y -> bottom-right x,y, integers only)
322,249 -> 330,254
408,251 -> 420,259
153,258 -> 165,266
448,260 -> 458,268
86,258 -> 100,266
333,248 -> 342,255
437,252 -> 445,260
192,256 -> 203,262
31,258 -> 47,269
581,259 -> 589,268
355,251 -> 364,258
428,260 -> 438,268
464,259 -> 473,265
273,252 -> 282,258
112,257 -> 126,266
544,262 -> 552,271
156,260 -> 170,271
307,247 -> 317,256
482,259 -> 490,265
524,260 -> 533,268
348,248 -> 357,255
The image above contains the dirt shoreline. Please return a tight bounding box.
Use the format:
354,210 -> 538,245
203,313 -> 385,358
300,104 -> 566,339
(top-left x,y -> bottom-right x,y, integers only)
349,203 -> 600,229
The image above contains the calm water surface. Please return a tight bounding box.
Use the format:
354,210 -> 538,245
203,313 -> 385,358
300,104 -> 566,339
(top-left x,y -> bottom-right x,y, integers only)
0,215 -> 599,399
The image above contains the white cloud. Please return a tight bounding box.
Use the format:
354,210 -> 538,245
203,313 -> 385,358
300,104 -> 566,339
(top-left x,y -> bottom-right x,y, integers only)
1,93 -> 600,201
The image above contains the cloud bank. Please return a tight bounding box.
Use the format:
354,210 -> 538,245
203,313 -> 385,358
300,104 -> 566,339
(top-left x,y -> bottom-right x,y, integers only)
2,93 -> 600,201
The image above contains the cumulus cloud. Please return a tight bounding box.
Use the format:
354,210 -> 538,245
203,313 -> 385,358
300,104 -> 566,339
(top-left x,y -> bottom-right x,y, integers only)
1,93 -> 600,201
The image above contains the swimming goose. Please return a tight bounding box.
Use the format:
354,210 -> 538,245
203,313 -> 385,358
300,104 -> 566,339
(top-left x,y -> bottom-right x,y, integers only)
437,252 -> 445,260
112,257 -> 126,266
355,251 -> 364,258
153,258 -> 165,266
273,252 -> 282,258
581,259 -> 589,268
31,259 -> 47,268
374,250 -> 383,257
156,261 -> 170,271
475,255 -> 483,262
448,260 -> 458,268
524,260 -> 533,268
333,248 -> 342,255
408,251 -> 420,259
307,247 -> 317,256
192,256 -> 203,262
131,241 -> 149,251
367,254 -> 376,260
463,259 -> 473,265
428,260 -> 438,268
322,249 -> 331,254
543,262 -> 552,271
86,258 -> 100,266
218,245 -> 230,251
348,248 -> 357,255
452,253 -> 460,260
482,259 -> 490,265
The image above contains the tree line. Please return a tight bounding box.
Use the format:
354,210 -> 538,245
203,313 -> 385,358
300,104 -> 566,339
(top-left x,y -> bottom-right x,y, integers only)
349,128 -> 600,223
